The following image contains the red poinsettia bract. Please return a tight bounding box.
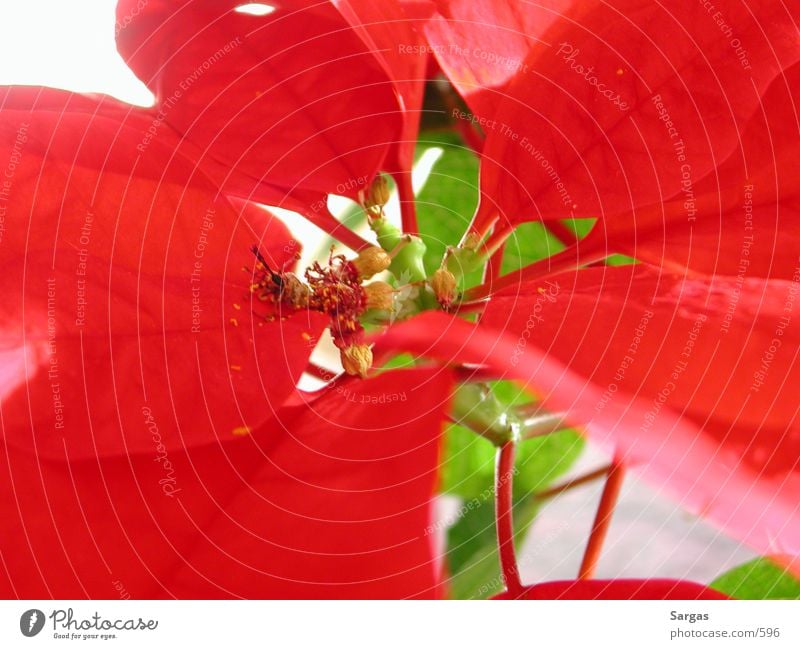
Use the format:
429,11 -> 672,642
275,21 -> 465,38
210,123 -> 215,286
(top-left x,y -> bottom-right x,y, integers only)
2,0 -> 797,601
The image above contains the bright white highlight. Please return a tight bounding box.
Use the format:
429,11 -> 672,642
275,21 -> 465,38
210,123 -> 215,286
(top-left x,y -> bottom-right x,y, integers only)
234,3 -> 277,17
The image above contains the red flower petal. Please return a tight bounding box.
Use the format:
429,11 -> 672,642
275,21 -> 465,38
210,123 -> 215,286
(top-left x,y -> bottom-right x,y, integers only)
116,0 -> 402,200
486,265 -> 800,442
376,298 -> 800,559
492,579 -> 727,600
592,64 -> 800,279
482,265 -> 800,554
0,367 -> 451,598
423,0 -> 800,236
0,90 -> 327,458
420,0 -> 540,117
334,0 -> 429,172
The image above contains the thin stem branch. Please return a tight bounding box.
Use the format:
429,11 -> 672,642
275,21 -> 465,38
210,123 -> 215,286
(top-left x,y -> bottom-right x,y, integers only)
533,465 -> 612,502
444,414 -> 503,446
482,225 -> 512,258
496,441 -> 523,596
451,300 -> 488,315
393,170 -> 418,235
578,456 -> 626,580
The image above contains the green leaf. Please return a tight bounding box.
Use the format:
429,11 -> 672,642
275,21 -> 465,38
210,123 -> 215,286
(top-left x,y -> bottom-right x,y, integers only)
711,558 -> 800,599
500,217 -> 596,274
514,429 -> 584,498
440,379 -> 584,599
491,379 -> 534,408
500,217 -> 639,272
566,217 -> 596,238
606,254 -> 639,266
441,381 -> 583,500
501,221 -> 564,274
440,424 -> 497,500
376,352 -> 416,371
414,130 -> 481,282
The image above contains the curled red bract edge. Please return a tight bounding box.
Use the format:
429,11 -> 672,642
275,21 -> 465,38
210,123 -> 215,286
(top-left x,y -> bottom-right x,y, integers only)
374,302 -> 800,561
491,579 -> 729,600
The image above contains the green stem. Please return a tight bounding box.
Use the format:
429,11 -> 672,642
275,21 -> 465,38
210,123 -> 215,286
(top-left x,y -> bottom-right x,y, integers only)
450,383 -> 520,446
520,410 -> 570,440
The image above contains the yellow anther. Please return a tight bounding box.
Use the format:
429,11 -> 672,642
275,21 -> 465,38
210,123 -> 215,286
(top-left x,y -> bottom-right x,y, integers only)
340,344 -> 373,379
360,174 -> 391,215
431,268 -> 457,307
363,281 -> 394,311
351,246 -> 391,279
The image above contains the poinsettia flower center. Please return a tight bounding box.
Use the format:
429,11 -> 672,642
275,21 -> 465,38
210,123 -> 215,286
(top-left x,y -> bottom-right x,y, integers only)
245,178 -> 508,378
249,246 -> 371,374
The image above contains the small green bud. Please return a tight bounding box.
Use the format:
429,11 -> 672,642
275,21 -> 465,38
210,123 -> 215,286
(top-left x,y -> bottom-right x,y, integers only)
369,217 -> 427,283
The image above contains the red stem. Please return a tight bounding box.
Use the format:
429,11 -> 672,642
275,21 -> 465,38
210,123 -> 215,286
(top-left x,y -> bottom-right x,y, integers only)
301,205 -> 372,252
482,225 -> 512,256
440,84 -> 485,154
477,241 -> 507,325
545,220 -> 579,246
485,241 -> 506,285
496,441 -> 523,596
393,170 -> 418,235
578,456 -> 626,580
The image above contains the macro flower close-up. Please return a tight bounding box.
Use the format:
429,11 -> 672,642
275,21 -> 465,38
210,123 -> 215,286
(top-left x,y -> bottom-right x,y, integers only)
1,0 -> 799,614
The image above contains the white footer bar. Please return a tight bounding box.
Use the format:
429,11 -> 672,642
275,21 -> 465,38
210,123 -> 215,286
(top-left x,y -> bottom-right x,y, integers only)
1,600 -> 798,648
